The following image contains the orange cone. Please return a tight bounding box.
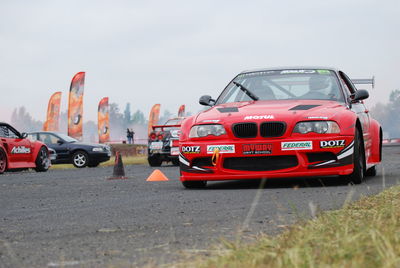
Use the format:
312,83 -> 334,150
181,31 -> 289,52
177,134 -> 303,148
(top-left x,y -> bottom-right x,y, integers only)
146,169 -> 169,181
108,151 -> 128,180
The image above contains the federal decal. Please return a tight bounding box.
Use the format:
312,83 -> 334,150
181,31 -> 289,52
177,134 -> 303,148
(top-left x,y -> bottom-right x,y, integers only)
281,141 -> 312,150
207,145 -> 235,154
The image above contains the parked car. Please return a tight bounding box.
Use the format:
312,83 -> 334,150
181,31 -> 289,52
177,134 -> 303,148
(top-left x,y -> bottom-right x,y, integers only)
27,131 -> 111,168
0,122 -> 51,174
179,67 -> 382,188
148,117 -> 184,166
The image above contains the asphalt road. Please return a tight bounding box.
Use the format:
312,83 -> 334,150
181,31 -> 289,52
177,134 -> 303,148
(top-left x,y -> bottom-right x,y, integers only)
0,147 -> 399,267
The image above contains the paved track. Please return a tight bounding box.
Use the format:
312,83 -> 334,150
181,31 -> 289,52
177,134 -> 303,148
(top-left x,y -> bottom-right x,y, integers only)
0,147 -> 399,267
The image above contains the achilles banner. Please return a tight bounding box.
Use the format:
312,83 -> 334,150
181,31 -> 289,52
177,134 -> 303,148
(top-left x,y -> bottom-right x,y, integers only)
43,91 -> 62,131
178,104 -> 185,117
68,72 -> 85,140
148,104 -> 161,135
98,97 -> 110,143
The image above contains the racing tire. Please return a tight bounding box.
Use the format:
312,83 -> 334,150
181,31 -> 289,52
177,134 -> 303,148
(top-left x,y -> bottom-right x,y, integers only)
72,151 -> 89,168
148,156 -> 162,167
348,128 -> 365,184
171,158 -> 180,166
34,147 -> 50,172
365,166 -> 377,177
0,148 -> 7,174
88,162 -> 100,168
182,180 -> 207,189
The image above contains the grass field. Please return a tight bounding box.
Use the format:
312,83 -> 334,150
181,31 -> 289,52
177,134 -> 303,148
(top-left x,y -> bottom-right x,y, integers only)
181,185 -> 400,268
49,155 -> 147,170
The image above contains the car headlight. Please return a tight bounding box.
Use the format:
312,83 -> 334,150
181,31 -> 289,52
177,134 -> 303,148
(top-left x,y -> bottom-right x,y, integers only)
92,147 -> 104,152
293,121 -> 340,134
189,124 -> 226,138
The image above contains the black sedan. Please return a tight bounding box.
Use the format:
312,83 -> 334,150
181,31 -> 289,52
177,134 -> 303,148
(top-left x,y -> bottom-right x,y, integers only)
27,132 -> 111,168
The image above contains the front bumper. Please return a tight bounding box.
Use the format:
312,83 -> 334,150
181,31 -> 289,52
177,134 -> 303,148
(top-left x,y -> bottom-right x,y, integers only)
179,135 -> 355,181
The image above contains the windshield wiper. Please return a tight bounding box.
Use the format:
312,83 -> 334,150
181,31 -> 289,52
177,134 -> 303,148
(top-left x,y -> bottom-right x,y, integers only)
233,81 -> 259,101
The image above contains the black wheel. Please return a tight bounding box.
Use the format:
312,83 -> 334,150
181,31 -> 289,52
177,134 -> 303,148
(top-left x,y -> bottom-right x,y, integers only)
148,156 -> 162,167
182,180 -> 207,189
72,151 -> 89,168
171,158 -> 180,166
348,128 -> 365,184
0,149 -> 7,174
365,166 -> 377,177
34,147 -> 50,172
88,162 -> 100,168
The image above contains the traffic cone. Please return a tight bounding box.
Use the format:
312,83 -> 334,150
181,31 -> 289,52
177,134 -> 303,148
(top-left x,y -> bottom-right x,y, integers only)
146,169 -> 169,181
108,151 -> 128,180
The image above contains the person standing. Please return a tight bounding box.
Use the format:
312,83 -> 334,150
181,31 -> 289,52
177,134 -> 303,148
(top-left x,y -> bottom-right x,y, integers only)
126,128 -> 132,144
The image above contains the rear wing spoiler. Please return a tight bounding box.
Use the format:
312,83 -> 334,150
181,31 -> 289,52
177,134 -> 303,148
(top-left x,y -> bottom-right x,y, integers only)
351,76 -> 375,88
151,124 -> 181,131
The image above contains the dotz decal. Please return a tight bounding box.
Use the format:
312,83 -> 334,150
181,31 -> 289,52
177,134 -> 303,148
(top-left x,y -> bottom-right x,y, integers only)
281,141 -> 312,150
181,146 -> 201,154
243,144 -> 272,155
11,146 -> 31,154
244,115 -> 274,120
207,145 -> 235,154
320,140 -> 345,149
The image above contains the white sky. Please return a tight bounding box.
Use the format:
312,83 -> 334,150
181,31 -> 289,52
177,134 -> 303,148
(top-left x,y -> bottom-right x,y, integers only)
0,0 -> 399,123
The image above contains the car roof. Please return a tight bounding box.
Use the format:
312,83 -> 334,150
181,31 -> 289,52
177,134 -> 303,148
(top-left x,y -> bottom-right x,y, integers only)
239,66 -> 339,74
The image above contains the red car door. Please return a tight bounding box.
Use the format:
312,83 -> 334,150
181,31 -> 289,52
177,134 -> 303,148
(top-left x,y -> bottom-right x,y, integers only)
0,125 -> 33,165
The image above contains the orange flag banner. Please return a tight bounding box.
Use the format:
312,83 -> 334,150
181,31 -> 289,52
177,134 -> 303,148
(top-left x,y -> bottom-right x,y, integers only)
68,72 -> 85,140
98,97 -> 110,143
43,91 -> 62,131
148,104 -> 161,135
178,104 -> 185,117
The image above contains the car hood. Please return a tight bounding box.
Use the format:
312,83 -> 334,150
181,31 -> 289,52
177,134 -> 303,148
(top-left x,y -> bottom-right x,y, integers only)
194,100 -> 348,125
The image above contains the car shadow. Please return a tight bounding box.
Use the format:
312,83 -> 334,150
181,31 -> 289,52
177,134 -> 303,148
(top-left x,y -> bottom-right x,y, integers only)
205,176 -> 357,190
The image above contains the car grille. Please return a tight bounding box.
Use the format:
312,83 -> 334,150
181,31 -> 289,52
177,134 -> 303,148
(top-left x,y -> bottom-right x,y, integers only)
223,156 -> 298,171
260,122 -> 286,137
232,123 -> 258,138
192,157 -> 213,167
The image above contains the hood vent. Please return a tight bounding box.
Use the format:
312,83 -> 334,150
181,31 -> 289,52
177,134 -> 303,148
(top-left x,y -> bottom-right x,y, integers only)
289,104 -> 320,110
217,107 -> 239,113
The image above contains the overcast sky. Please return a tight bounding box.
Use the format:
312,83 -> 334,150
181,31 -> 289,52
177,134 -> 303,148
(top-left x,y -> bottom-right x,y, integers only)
0,0 -> 399,123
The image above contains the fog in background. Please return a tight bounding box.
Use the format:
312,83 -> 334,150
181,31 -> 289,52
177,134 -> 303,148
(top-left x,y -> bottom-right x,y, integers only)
1,0 -> 399,137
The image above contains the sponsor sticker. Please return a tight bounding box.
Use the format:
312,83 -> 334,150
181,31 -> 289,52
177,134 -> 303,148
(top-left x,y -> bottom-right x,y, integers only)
280,70 -> 316,74
307,116 -> 328,120
317,69 -> 331,74
11,146 -> 31,154
281,141 -> 312,150
243,144 -> 272,155
149,141 -> 163,150
181,146 -> 201,154
320,140 -> 345,148
170,147 -> 180,156
244,115 -> 274,120
207,145 -> 235,154
201,119 -> 220,123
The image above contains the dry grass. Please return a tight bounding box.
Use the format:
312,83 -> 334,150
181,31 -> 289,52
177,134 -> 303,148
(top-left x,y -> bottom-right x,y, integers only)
49,156 -> 147,170
179,185 -> 400,268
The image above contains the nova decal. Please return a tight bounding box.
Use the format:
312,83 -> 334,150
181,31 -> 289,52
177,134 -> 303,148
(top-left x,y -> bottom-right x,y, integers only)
11,146 -> 31,154
181,146 -> 201,154
243,144 -> 272,155
281,141 -> 312,150
207,145 -> 235,154
244,115 -> 274,120
320,140 -> 345,149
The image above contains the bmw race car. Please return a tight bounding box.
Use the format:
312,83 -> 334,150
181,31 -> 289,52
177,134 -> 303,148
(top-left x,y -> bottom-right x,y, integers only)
148,117 -> 184,166
0,122 -> 51,174
179,67 -> 382,188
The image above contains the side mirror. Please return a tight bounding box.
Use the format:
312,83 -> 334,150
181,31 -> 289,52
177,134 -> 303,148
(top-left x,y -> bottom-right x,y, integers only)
21,132 -> 28,139
351,89 -> 369,102
199,95 -> 215,106
57,139 -> 64,145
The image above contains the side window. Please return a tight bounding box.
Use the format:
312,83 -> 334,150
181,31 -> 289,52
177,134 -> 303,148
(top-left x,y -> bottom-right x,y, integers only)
39,134 -> 58,144
0,126 -> 19,138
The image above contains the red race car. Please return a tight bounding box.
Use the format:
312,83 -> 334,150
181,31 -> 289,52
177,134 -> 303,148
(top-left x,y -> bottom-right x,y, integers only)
179,67 -> 382,188
0,122 -> 51,174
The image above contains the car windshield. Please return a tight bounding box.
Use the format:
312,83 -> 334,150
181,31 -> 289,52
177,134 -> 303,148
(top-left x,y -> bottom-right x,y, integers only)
216,69 -> 344,104
57,133 -> 78,143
